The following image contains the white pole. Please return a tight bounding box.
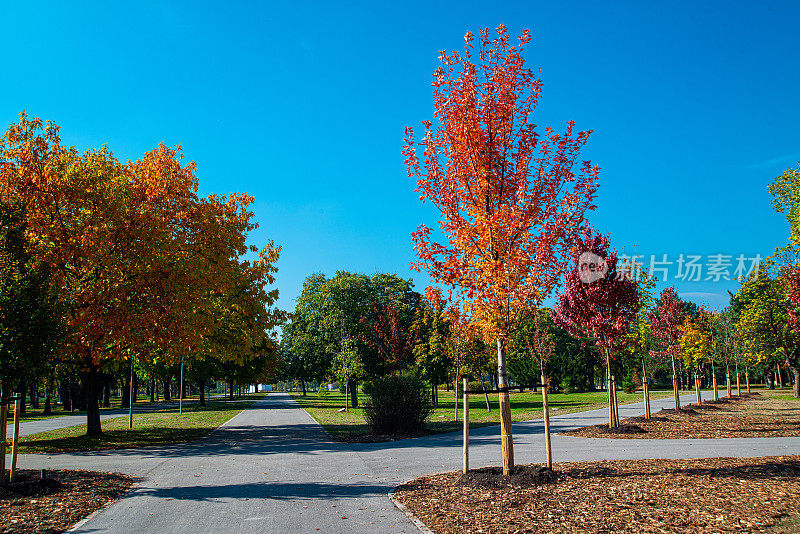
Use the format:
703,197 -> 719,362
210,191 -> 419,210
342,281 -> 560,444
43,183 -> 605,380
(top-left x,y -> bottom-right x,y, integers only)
179,358 -> 184,415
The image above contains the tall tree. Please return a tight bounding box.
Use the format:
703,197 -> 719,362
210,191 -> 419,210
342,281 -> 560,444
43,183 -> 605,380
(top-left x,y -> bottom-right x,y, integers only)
736,269 -> 799,397
283,271 -> 420,407
554,231 -> 639,427
0,114 -> 272,434
649,287 -> 688,409
412,290 -> 452,407
405,25 -> 599,474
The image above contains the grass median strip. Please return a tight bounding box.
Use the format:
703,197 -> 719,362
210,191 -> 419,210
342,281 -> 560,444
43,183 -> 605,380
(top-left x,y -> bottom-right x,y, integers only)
291,389 -> 679,441
17,401 -> 253,453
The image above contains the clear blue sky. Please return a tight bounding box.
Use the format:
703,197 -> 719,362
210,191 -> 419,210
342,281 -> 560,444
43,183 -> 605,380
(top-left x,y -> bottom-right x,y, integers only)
2,1 -> 799,312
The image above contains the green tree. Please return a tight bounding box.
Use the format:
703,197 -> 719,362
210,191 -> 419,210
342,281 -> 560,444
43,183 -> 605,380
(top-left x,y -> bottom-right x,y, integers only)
768,162 -> 800,243
0,205 -> 63,401
282,271 -> 420,407
735,271 -> 799,397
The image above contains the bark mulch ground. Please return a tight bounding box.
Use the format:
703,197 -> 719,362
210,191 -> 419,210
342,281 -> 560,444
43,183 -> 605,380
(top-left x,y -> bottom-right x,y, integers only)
393,456 -> 800,533
563,391 -> 800,439
0,469 -> 133,533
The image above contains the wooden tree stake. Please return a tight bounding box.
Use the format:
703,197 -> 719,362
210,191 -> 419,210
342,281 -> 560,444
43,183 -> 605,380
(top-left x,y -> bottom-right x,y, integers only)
673,373 -> 680,410
463,378 -> 469,474
611,376 -> 620,427
746,370 -> 751,393
10,395 -> 21,483
726,373 -> 732,398
499,391 -> 513,475
695,374 -> 702,404
541,375 -> 552,469
0,401 -> 7,482
736,372 -> 741,396
713,374 -> 719,401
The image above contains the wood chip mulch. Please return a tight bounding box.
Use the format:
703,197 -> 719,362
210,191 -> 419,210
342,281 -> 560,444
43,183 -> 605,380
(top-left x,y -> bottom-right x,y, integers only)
563,392 -> 800,440
393,456 -> 800,533
0,469 -> 133,533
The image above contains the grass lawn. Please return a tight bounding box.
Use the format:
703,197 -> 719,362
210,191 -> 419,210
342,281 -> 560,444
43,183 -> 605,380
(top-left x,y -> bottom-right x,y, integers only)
16,400 -> 253,453
290,388 -> 681,441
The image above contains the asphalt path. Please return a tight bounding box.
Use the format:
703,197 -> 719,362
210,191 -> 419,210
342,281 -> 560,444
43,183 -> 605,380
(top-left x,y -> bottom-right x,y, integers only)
6,390 -> 800,533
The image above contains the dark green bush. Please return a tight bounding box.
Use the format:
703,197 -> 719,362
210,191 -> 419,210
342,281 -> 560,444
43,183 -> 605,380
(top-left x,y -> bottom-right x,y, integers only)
362,375 -> 431,435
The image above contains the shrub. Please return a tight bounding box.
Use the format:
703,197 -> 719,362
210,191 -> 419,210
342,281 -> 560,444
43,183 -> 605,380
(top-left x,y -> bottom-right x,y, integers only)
560,376 -> 580,394
362,375 -> 431,435
622,380 -> 637,394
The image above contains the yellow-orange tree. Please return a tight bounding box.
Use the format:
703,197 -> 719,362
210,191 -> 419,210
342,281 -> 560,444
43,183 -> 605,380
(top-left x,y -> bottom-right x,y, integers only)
0,114 -> 279,435
680,312 -> 711,401
404,26 -> 599,473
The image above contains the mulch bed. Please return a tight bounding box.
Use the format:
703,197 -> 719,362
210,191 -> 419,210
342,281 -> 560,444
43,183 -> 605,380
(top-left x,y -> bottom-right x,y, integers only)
393,456 -> 800,533
563,392 -> 800,439
0,469 -> 132,533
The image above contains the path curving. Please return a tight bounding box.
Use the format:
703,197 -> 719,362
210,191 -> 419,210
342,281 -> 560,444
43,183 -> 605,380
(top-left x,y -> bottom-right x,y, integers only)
6,391 -> 799,533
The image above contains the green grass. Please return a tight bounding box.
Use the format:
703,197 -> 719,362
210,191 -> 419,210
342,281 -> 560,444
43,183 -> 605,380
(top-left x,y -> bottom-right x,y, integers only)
290,388 -> 680,440
17,401 -> 253,453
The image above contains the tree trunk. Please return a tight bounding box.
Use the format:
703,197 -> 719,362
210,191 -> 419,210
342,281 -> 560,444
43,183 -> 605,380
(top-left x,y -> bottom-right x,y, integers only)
785,349 -> 800,398
301,380 -> 306,396
43,375 -> 53,415
131,371 -> 138,404
777,364 -> 784,388
61,378 -> 71,412
792,367 -> 800,398
163,377 -> 172,401
102,382 -> 111,408
497,337 -> 514,475
198,381 -> 206,406
121,373 -> 131,408
83,369 -> 102,436
150,379 -> 155,403
30,381 -> 40,409
348,378 -> 358,408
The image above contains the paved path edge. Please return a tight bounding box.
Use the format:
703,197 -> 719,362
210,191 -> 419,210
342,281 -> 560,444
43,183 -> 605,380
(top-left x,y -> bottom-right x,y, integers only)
388,491 -> 434,534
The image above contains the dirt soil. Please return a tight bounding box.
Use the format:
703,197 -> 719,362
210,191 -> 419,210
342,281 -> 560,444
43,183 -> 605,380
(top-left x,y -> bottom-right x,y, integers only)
563,391 -> 800,439
0,469 -> 132,533
393,455 -> 800,533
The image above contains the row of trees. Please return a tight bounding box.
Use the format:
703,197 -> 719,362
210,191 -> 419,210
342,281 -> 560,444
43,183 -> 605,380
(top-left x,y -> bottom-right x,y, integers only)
0,114 -> 283,435
280,25 -> 800,476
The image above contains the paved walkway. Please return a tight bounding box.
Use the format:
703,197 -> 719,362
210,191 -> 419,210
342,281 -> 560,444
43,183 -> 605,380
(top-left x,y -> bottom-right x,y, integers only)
6,391 -> 799,533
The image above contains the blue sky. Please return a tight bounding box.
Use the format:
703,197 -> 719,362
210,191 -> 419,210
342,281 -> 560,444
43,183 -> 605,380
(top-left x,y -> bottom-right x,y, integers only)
1,1 -> 798,313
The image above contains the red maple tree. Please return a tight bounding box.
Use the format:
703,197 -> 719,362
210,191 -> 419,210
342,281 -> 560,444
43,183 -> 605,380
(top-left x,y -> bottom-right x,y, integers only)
404,25 -> 599,473
648,286 -> 687,409
554,230 -> 639,427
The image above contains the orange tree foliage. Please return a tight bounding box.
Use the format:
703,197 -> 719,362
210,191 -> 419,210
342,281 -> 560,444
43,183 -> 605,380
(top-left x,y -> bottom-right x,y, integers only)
404,25 -> 599,472
0,113 -> 281,434
404,26 -> 599,342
